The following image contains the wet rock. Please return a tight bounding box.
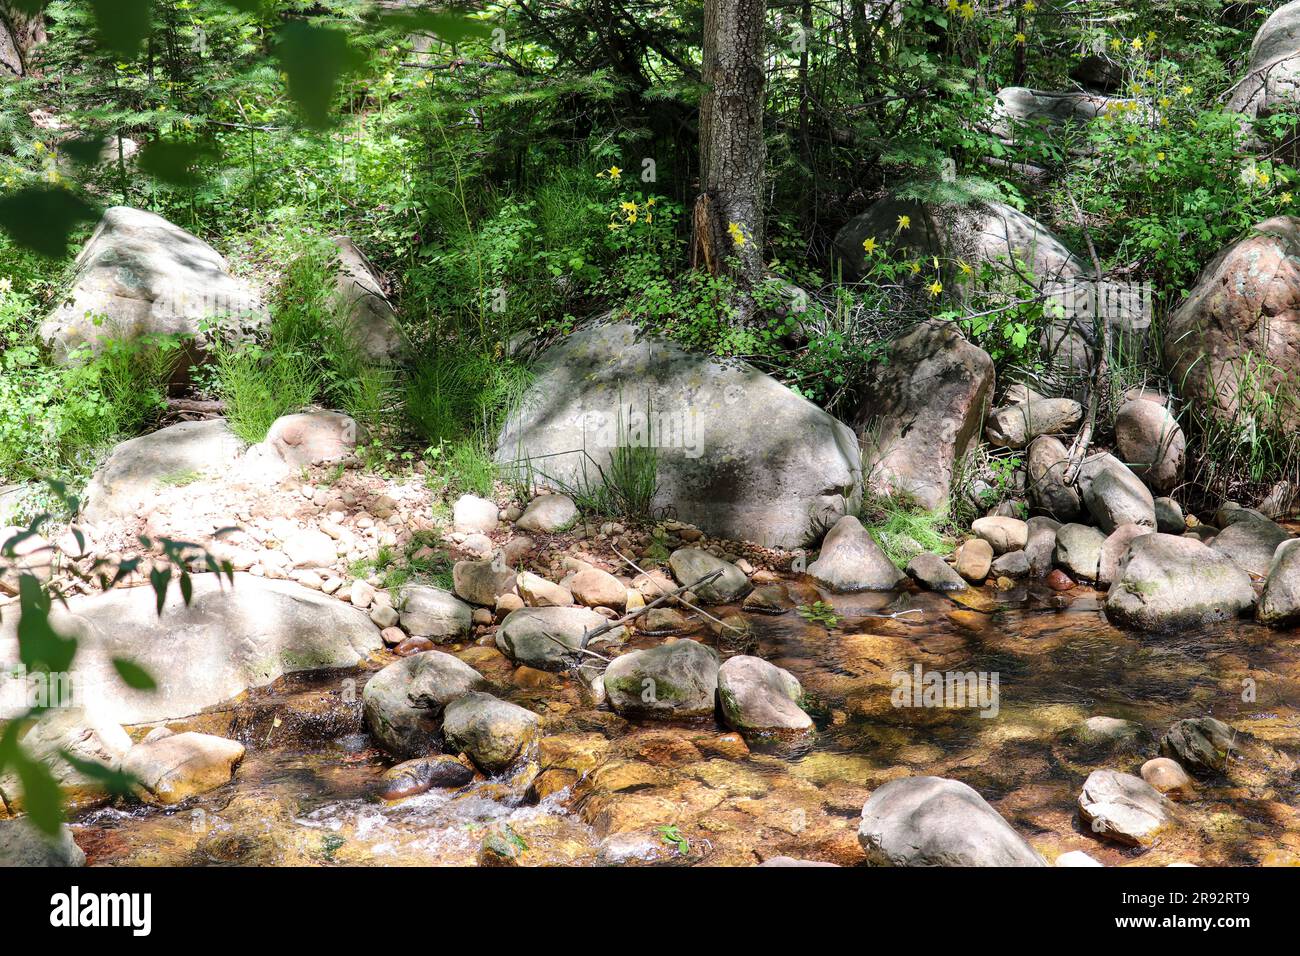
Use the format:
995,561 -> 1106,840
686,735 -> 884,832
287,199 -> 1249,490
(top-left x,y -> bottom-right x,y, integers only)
742,583 -> 794,613
378,755 -> 474,799
906,552 -> 967,592
1160,717 -> 1236,775
990,549 -> 1029,578
953,538 -> 993,583
717,655 -> 813,739
452,556 -> 518,606
263,411 -> 359,469
1141,758 -> 1196,800
395,636 -> 434,656
1025,516 -> 1060,577
1053,523 -> 1106,582
516,493 -> 578,533
1077,769 -> 1172,847
569,567 -> 627,610
1098,524 -> 1151,587
806,515 -> 903,592
596,830 -> 690,866
1026,436 -> 1082,521
854,318 -> 994,510
452,494 -> 499,534
1155,497 -> 1185,534
477,825 -> 526,866
1209,515 -> 1291,577
986,399 -> 1083,449
442,692 -> 540,774
0,819 -> 84,867
1060,716 -> 1152,769
1055,850 -> 1103,867
120,731 -> 244,804
496,605 -> 617,671
1083,461 -> 1156,533
971,516 -> 1028,554
1105,534 -> 1255,630
1045,569 -> 1075,591
362,651 -> 487,758
1114,398 -> 1185,494
396,585 -> 473,641
604,640 -> 720,719
857,776 -> 1046,866
516,571 -> 575,607
640,607 -> 691,635
1260,538 -> 1300,626
669,548 -> 752,603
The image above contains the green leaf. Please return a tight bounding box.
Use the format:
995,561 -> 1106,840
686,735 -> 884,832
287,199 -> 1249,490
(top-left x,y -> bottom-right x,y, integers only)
57,135 -> 109,168
112,657 -> 157,691
138,138 -> 219,187
149,566 -> 171,614
15,750 -> 64,835
89,0 -> 155,59
275,22 -> 365,129
379,10 -> 493,46
16,575 -> 77,676
61,752 -> 138,798
0,187 -> 99,259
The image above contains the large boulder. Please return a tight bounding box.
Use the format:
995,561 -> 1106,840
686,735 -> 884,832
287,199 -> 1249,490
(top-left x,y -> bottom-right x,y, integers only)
1114,399 -> 1185,494
80,419 -> 245,525
806,515 -> 904,592
1104,534 -> 1255,630
362,651 -> 487,758
857,776 -> 1046,867
853,319 -> 994,510
0,708 -> 132,813
397,585 -> 474,641
261,410 -> 360,469
494,321 -> 861,549
1260,538 -> 1300,625
603,640 -> 720,719
991,87 -> 1142,138
1209,515 -> 1292,577
441,692 -> 539,774
0,820 -> 84,867
717,655 -> 813,739
1083,460 -> 1156,533
0,575 -> 384,726
1163,217 -> 1300,434
328,236 -> 404,362
495,605 -> 616,671
1053,523 -> 1106,582
1226,2 -> 1300,122
39,207 -> 264,362
986,399 -> 1083,449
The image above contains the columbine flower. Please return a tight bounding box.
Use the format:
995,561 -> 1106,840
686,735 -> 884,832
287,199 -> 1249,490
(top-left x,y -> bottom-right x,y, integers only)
1015,32 -> 1026,44
1155,151 -> 1165,162
1258,171 -> 1271,186
958,261 -> 973,276
928,280 -> 943,297
1110,38 -> 1122,51
908,260 -> 922,275
727,221 -> 746,247
896,214 -> 911,231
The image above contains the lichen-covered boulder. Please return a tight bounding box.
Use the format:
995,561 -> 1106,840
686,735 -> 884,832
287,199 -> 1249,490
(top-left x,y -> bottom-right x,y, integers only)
1104,534 -> 1255,630
603,640 -> 720,719
717,655 -> 812,739
362,651 -> 487,758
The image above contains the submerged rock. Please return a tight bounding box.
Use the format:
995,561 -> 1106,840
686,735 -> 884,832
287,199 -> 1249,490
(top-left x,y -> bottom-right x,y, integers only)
806,515 -> 904,592
1077,769 -> 1172,847
1105,534 -> 1255,630
362,651 -> 487,758
603,640 -> 720,719
1160,717 -> 1236,775
717,655 -> 813,739
379,755 -> 475,800
858,776 -> 1046,867
1141,757 -> 1196,800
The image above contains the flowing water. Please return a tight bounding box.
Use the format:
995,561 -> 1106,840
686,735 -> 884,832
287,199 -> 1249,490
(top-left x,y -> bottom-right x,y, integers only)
70,575 -> 1300,867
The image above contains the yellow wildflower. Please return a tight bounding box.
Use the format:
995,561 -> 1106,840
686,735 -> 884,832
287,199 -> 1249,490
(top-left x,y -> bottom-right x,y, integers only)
1283,192 -> 1294,205
1024,0 -> 1036,10
959,3 -> 974,21
896,214 -> 911,231
1015,33 -> 1026,44
958,261 -> 973,276
1180,85 -> 1193,96
727,221 -> 746,247
927,280 -> 943,297
862,237 -> 878,255
1131,38 -> 1143,51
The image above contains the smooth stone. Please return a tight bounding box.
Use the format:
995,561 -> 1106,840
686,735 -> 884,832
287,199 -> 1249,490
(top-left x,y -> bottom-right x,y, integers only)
452,494 -> 499,534
986,399 -> 1083,449
515,494 -> 578,533
1260,538 -> 1300,626
990,549 -> 1029,578
361,651 -> 487,758
452,557 -> 518,606
120,732 -> 244,804
1077,769 -> 1172,847
396,585 -> 474,641
442,692 -> 540,774
1105,534 -> 1255,630
906,552 -> 968,592
717,655 -> 813,738
953,538 -> 993,582
1024,515 -> 1061,577
1083,462 -> 1156,533
1026,435 -> 1082,521
495,605 -> 619,671
1053,523 -> 1106,582
1209,515 -> 1291,577
603,640 -> 720,718
516,570 -> 575,607
668,548 -> 752,603
1140,757 -> 1196,799
1160,717 -> 1236,775
1097,523 -> 1152,587
379,755 -> 475,799
1154,496 -> 1184,534
971,516 -> 1028,554
0,819 -> 85,867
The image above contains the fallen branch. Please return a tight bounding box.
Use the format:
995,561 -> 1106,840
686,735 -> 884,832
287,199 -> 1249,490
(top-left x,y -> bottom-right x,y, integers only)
1063,190 -> 1110,485
611,547 -> 743,633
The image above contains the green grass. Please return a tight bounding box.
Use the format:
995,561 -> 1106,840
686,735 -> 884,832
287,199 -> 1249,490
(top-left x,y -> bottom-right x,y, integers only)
858,494 -> 954,569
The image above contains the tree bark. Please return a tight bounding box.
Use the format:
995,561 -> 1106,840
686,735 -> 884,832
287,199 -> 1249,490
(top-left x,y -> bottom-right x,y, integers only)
693,0 -> 766,293
0,1 -> 46,77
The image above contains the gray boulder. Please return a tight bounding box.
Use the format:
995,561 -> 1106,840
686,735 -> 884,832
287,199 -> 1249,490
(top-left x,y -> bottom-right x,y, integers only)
1227,1 -> 1300,123
1098,524 -> 1152,587
1053,523 -> 1106,581
1105,534 -> 1255,630
515,493 -> 579,533
858,776 -> 1046,867
442,692 -> 540,775
0,819 -> 84,867
1077,769 -> 1172,847
1024,515 -> 1061,577
495,605 -> 618,671
452,494 -> 499,534
603,640 -> 720,718
362,650 -> 487,758
986,399 -> 1083,449
1160,717 -> 1236,775
971,516 -> 1028,554
397,585 -> 473,641
1026,436 -> 1081,520
717,655 -> 812,738
991,86 -> 1143,138
1209,515 -> 1291,577
452,556 -> 517,606
1154,497 -> 1185,534
906,552 -> 968,592
328,236 -> 404,362
40,206 -> 264,363
1260,538 -> 1300,626
495,320 -> 861,549
806,515 -> 904,592
668,548 -> 751,603
1083,461 -> 1156,532
1114,398 -> 1185,494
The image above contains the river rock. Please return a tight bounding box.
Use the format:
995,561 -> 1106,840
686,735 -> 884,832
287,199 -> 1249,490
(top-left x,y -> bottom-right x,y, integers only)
569,567 -> 627,609
0,707 -> 132,812
1209,515 -> 1291,577
1140,757 -> 1196,799
1025,516 -> 1060,577
1056,850 -> 1103,867
906,552 -> 967,592
986,399 -> 1083,449
1098,524 -> 1151,587
378,755 -> 474,799
453,557 -> 517,606
453,494 -> 499,534
990,549 -> 1029,578
1077,769 -> 1172,847
1155,496 -> 1185,534
1026,436 -> 1082,520
971,516 -> 1028,554
283,528 -> 336,569
1260,538 -> 1300,625
120,732 -> 245,804
953,538 -> 993,582
397,585 -> 473,641
515,493 -> 578,533
38,206 -> 264,363
1163,216 -> 1300,435
603,640 -> 720,718
495,606 -> 616,671
362,651 -> 487,758
717,655 -> 813,739
1053,523 -> 1106,581
806,515 -> 903,592
1114,399 -> 1185,494
328,235 -> 404,362
857,776 -> 1046,866
1227,2 -> 1300,123
1160,717 -> 1236,775
0,819 -> 84,867
0,576 -> 382,726
1083,461 -> 1156,533
441,692 -> 539,774
1105,534 -> 1255,630
853,318 -> 994,510
494,320 -> 861,549
668,548 -> 751,603
80,418 -> 244,525
516,571 -> 575,608
262,410 -> 359,468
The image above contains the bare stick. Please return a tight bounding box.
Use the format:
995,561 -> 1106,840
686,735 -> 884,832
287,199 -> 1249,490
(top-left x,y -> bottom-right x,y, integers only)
611,547 -> 743,633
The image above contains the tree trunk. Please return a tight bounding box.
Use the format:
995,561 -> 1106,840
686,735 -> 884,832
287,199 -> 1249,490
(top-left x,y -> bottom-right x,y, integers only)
692,0 -> 766,294
0,1 -> 46,77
